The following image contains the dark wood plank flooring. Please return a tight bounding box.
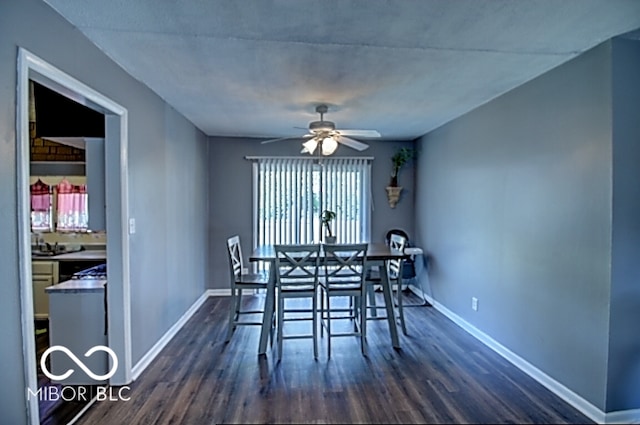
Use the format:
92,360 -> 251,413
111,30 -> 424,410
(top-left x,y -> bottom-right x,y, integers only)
76,293 -> 593,424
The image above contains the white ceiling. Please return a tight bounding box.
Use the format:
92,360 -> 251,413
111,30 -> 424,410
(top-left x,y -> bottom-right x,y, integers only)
43,0 -> 640,142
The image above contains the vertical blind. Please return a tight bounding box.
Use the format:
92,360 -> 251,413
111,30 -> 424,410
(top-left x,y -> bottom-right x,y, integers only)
251,157 -> 372,251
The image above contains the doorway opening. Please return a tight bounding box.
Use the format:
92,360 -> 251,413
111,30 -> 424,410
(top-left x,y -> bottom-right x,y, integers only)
17,48 -> 132,424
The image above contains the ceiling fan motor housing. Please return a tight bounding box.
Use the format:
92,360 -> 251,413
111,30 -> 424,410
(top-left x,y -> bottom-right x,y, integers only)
309,120 -> 336,133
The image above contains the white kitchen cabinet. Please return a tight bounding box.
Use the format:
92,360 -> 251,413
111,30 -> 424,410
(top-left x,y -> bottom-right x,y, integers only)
32,260 -> 59,319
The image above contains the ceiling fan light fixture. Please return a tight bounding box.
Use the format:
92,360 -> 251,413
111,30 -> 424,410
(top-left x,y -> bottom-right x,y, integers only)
302,139 -> 318,155
321,136 -> 338,155
262,104 -> 378,153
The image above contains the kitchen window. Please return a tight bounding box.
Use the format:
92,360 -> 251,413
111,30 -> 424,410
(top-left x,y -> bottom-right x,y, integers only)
30,179 -> 53,232
30,177 -> 88,232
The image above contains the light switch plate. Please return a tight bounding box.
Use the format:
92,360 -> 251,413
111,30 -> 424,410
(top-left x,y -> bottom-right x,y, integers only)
129,218 -> 136,234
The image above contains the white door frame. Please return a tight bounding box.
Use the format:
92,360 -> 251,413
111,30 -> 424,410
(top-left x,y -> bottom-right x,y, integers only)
16,48 -> 132,424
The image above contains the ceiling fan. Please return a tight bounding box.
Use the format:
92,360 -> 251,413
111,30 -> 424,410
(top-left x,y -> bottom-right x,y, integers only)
261,104 -> 380,155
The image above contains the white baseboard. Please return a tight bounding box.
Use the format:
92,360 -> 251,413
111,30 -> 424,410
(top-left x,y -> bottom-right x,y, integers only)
130,291 -> 210,380
423,294 -> 640,424
208,288 -> 231,297
605,409 -> 640,424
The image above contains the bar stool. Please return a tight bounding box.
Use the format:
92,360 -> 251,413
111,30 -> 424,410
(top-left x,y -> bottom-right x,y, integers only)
365,233 -> 407,335
320,243 -> 368,358
225,235 -> 270,343
273,244 -> 321,361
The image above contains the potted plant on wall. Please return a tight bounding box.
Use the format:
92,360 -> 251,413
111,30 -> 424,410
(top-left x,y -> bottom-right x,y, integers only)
321,209 -> 337,243
387,147 -> 416,208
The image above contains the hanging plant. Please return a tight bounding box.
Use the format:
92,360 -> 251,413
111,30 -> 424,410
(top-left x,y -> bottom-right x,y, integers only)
390,147 -> 416,187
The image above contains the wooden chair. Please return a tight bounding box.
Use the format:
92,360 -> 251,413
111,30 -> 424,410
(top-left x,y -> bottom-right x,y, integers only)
225,235 -> 270,343
365,233 -> 408,335
320,243 -> 368,358
273,244 -> 322,361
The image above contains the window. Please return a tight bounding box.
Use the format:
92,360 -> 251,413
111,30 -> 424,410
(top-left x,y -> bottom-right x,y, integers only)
251,157 -> 372,252
30,179 -> 53,232
30,177 -> 89,232
55,179 -> 88,232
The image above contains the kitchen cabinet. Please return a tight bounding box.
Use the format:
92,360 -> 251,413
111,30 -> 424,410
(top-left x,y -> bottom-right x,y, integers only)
32,260 -> 59,319
46,279 -> 109,385
32,251 -> 105,319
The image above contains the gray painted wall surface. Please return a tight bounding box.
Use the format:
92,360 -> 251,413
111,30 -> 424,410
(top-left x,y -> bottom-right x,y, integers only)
208,137 -> 415,289
86,138 -> 106,231
415,43 -> 614,410
607,37 -> 640,412
0,1 -> 208,423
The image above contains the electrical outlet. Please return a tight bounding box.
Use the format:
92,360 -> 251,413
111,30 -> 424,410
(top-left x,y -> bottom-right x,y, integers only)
471,297 -> 479,311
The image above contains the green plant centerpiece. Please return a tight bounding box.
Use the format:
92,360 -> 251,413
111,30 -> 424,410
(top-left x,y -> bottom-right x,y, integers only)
390,147 -> 416,187
321,209 -> 337,242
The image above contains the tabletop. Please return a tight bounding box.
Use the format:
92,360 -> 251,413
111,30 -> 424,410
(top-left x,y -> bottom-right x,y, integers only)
250,242 -> 409,262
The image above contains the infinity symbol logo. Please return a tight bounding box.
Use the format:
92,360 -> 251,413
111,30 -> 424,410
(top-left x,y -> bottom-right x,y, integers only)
41,345 -> 118,381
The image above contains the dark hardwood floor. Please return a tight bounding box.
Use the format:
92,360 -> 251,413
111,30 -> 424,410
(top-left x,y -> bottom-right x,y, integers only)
76,292 -> 593,424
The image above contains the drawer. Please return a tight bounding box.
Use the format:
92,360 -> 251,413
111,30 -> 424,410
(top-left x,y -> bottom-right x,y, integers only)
33,261 -> 55,275
33,275 -> 54,319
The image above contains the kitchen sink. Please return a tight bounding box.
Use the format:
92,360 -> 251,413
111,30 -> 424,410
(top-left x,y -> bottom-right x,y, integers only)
32,250 -> 57,257
32,244 -> 84,257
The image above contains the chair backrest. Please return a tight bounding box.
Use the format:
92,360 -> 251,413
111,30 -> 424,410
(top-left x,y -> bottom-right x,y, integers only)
323,243 -> 368,287
386,229 -> 409,246
388,233 -> 406,279
227,235 -> 244,280
274,244 -> 321,290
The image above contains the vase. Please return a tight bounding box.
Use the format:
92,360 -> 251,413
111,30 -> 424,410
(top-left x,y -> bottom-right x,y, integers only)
385,186 -> 403,208
325,236 -> 337,244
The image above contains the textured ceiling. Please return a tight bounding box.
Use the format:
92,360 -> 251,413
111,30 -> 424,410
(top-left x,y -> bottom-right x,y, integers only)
43,0 -> 640,142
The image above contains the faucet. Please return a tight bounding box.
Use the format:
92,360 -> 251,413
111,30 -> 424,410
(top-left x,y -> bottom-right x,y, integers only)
35,235 -> 44,251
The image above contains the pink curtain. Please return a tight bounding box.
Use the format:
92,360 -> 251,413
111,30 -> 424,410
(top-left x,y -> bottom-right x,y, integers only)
56,179 -> 89,231
30,179 -> 52,231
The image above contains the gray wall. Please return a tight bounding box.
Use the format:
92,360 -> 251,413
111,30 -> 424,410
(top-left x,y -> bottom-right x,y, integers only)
86,138 -> 106,231
208,137 -> 415,289
0,1 -> 208,423
416,37 -> 640,413
607,36 -> 640,412
415,43 -> 614,410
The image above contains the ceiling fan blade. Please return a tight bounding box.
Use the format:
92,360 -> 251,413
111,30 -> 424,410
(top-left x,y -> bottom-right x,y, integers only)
337,136 -> 370,151
337,129 -> 380,138
261,134 -> 313,144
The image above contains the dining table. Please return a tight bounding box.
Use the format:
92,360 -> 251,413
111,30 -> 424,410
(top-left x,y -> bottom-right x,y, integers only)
249,242 -> 409,355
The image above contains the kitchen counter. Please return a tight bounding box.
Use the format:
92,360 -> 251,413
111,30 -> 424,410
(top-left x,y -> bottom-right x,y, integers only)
33,249 -> 106,261
45,278 -> 106,293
